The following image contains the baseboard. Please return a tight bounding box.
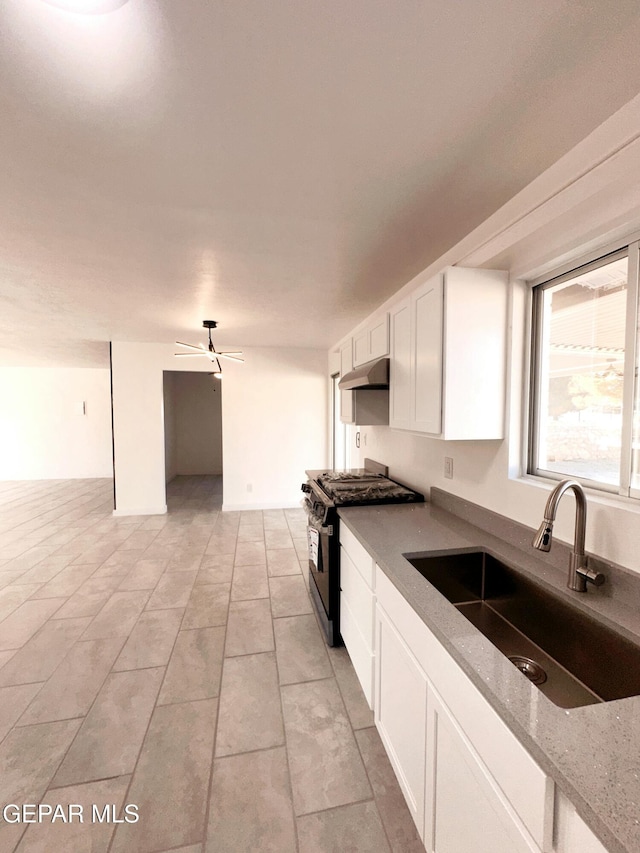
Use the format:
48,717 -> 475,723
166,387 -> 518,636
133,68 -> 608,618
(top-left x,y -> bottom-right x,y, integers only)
112,505 -> 167,517
222,501 -> 303,512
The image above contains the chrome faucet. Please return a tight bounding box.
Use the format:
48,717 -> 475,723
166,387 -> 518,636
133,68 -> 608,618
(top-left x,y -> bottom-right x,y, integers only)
532,479 -> 605,592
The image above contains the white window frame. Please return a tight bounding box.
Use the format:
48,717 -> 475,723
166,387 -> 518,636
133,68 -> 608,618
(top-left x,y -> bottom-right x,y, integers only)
528,237 -> 640,499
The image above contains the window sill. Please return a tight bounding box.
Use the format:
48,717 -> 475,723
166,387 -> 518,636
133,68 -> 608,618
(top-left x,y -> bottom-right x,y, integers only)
517,472 -> 640,515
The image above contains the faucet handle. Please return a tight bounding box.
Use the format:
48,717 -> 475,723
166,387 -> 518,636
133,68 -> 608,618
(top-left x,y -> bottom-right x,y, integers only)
576,566 -> 606,587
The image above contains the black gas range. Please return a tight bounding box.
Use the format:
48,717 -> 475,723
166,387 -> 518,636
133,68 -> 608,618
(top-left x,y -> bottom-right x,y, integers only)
301,460 -> 423,645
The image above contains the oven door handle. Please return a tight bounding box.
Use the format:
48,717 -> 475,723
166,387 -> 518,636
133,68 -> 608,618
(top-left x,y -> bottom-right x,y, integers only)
306,512 -> 333,537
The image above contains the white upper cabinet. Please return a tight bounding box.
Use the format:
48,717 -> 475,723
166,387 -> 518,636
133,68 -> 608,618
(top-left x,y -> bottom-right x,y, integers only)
389,266 -> 508,439
339,338 -> 354,424
353,313 -> 390,367
389,298 -> 412,430
340,321 -> 390,426
412,274 -> 444,434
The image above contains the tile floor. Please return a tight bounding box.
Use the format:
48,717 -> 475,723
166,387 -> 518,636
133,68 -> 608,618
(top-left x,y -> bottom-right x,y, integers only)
0,476 -> 424,853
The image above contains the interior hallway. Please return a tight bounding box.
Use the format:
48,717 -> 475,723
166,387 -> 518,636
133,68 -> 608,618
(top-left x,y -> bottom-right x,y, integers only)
0,476 -> 423,852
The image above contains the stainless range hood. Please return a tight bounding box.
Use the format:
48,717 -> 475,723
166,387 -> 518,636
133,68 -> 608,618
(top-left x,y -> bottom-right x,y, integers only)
338,357 -> 389,390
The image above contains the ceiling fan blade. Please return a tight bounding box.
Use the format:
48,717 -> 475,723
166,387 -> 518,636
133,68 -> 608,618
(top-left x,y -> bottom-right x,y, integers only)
219,351 -> 243,356
174,352 -> 207,357
175,341 -> 203,351
217,353 -> 245,363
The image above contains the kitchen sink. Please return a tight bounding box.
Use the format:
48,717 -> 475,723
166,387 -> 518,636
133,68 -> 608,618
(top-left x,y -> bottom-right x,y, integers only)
403,550 -> 640,708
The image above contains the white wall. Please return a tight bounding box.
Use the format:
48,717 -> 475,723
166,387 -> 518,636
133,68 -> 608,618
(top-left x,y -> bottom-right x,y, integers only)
341,94 -> 640,576
164,371 -> 223,477
222,347 -> 327,510
0,367 -> 112,480
111,342 -> 327,515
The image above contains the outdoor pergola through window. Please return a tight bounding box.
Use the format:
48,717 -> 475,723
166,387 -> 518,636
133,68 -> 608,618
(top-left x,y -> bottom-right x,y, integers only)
529,241 -> 640,497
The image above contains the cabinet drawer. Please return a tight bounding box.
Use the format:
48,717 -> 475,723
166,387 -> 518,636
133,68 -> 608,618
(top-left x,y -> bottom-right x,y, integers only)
340,525 -> 375,587
340,546 -> 375,646
341,594 -> 374,707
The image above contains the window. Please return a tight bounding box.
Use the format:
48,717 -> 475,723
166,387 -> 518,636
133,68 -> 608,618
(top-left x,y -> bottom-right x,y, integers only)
529,241 -> 640,496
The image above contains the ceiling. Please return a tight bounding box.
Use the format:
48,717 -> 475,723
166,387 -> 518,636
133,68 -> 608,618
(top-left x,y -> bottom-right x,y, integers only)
3,0 -> 640,367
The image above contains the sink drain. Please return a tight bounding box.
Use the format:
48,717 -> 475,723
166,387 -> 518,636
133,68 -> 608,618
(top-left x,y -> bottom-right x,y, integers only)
508,655 -> 547,685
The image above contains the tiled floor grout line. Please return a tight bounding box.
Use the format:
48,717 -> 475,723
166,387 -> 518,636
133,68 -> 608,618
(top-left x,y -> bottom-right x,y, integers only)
295,794 -> 379,821
1,485 -> 114,545
104,509 -> 226,853
0,480 -> 108,526
352,731 -> 396,852
45,771 -> 129,796
200,526 -> 236,853
19,629 -> 130,750
2,498 -> 194,847
270,545 -> 302,853
0,478 -> 419,853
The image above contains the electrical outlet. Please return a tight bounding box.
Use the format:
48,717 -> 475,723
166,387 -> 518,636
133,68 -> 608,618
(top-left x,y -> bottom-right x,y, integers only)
246,483 -> 253,493
444,457 -> 453,479
355,431 -> 361,448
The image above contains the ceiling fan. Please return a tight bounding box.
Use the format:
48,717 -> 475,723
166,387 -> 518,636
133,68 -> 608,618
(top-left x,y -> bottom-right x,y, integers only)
175,321 -> 244,378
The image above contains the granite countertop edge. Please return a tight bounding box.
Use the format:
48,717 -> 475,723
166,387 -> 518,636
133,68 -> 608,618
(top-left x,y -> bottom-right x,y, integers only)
337,501 -> 639,853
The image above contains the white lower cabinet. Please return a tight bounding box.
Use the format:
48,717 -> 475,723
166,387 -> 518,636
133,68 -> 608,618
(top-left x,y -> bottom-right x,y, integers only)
339,549 -> 613,853
375,602 -> 428,834
375,568 -> 555,853
339,525 -> 376,707
553,790 -> 609,853
340,549 -> 375,705
426,687 -> 542,853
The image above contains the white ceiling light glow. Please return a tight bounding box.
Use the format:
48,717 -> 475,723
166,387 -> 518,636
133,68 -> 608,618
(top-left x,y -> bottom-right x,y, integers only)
6,0 -> 164,113
42,0 -> 129,13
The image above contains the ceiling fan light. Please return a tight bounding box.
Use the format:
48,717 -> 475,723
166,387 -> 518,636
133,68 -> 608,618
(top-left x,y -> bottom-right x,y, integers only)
175,320 -> 243,369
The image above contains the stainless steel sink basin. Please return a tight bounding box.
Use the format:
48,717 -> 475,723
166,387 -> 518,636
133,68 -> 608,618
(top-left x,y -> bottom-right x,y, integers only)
403,550 -> 640,708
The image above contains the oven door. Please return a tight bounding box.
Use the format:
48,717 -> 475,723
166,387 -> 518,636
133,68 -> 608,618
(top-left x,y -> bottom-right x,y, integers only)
305,507 -> 340,646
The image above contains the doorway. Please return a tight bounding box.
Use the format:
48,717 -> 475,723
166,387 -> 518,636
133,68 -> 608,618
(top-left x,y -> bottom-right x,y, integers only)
163,371 -> 223,504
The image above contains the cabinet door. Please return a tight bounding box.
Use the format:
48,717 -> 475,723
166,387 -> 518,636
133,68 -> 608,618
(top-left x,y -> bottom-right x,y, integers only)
389,298 -> 412,430
375,603 -> 428,838
554,790 -> 609,853
441,266 -> 507,440
368,313 -> 390,360
339,339 -> 354,424
412,274 -> 443,434
425,688 -> 541,853
353,330 -> 369,367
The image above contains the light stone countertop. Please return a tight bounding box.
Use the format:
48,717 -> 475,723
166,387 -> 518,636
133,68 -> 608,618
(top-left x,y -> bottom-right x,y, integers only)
338,499 -> 640,853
